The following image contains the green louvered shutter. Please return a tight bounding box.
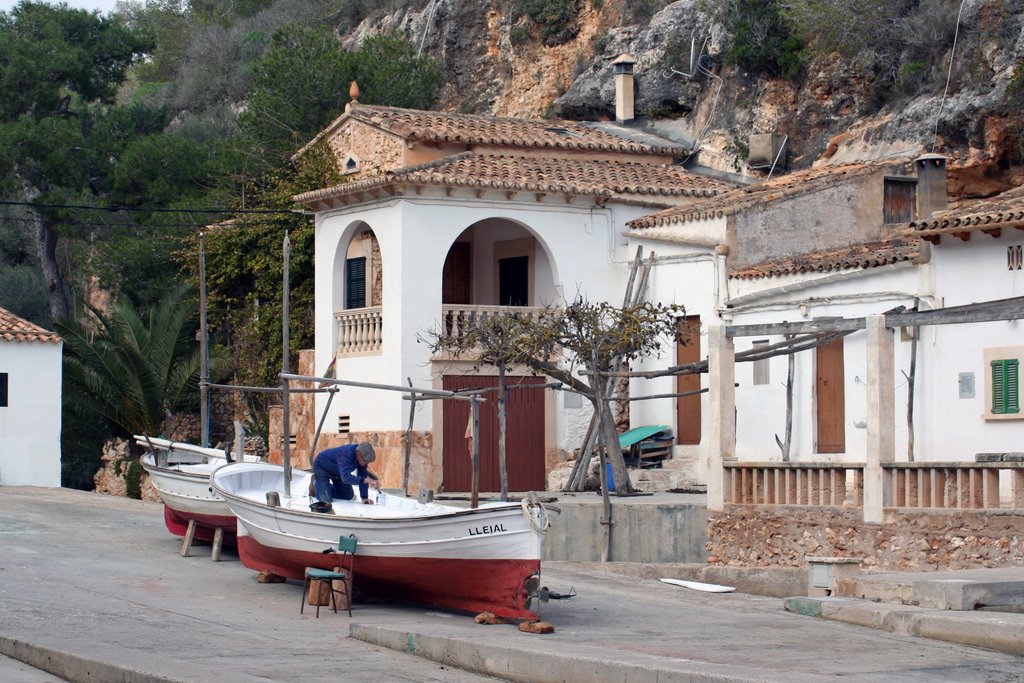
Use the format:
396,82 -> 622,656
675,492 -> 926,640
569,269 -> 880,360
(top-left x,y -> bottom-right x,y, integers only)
991,359 -> 1020,414
345,257 -> 366,309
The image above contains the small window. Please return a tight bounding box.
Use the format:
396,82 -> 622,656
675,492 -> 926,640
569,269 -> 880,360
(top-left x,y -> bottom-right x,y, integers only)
1008,245 -> 1022,271
345,257 -> 366,309
752,340 -> 769,385
0,372 -> 7,407
341,153 -> 360,175
991,359 -> 1020,415
883,178 -> 917,223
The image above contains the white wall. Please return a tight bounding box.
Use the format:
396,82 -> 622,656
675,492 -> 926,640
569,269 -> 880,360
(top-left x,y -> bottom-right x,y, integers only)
0,340 -> 62,486
727,268 -> 919,462
915,236 -> 1024,458
314,192 -> 657,439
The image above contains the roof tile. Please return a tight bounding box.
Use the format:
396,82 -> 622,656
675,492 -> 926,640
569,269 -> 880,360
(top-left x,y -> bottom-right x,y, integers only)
910,184 -> 1024,236
628,162 -> 900,230
0,307 -> 61,343
730,240 -> 921,280
321,104 -> 690,157
295,153 -> 731,205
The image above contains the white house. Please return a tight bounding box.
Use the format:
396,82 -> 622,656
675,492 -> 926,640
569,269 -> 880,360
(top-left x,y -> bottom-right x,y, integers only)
0,307 -> 62,486
288,94 -> 732,493
624,153 -> 1024,475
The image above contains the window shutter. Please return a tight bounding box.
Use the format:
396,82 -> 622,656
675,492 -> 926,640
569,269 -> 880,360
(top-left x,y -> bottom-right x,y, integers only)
0,372 -> 7,408
1008,359 -> 1020,414
345,257 -> 366,309
991,359 -> 1020,414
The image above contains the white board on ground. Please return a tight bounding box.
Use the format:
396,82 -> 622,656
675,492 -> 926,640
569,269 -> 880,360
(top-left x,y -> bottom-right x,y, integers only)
659,578 -> 735,593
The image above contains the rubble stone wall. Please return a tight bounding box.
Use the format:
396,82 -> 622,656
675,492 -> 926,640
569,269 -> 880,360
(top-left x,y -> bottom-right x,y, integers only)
708,506 -> 1024,571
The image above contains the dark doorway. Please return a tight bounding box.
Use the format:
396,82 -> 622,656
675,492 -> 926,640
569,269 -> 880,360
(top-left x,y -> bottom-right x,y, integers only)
441,375 -> 546,492
498,256 -> 529,306
442,242 -> 472,304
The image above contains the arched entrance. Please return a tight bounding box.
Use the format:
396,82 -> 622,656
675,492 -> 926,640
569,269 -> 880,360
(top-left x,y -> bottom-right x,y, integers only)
438,218 -> 557,492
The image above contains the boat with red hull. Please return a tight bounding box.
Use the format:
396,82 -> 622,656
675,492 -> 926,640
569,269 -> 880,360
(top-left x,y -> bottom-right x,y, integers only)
138,436 -> 257,544
211,462 -> 555,619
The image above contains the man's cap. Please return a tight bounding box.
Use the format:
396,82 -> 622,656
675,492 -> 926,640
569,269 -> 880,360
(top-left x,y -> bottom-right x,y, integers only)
356,442 -> 376,462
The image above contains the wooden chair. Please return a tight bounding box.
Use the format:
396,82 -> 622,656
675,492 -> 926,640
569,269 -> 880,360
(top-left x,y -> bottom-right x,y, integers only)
300,534 -> 357,617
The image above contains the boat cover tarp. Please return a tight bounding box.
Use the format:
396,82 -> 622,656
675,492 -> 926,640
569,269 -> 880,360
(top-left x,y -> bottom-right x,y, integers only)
618,425 -> 670,449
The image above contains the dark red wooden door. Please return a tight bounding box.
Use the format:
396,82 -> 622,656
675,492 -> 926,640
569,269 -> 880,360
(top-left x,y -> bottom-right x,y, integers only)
442,375 -> 546,492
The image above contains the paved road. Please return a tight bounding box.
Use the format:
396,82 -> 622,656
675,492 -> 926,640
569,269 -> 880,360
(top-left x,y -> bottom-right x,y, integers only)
2,486 -> 1022,683
0,487 -> 500,683
0,653 -> 65,682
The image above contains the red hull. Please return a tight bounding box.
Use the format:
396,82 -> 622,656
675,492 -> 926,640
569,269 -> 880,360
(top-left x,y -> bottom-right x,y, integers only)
237,535 -> 540,620
163,505 -> 237,544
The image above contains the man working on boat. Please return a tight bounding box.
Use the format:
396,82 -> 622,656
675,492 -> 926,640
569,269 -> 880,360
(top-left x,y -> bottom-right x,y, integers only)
313,442 -> 380,505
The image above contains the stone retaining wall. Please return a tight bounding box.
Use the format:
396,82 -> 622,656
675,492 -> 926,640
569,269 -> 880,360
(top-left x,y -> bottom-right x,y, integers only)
707,506 -> 1024,571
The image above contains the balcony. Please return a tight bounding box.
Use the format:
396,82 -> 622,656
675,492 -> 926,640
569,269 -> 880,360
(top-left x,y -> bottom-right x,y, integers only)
335,306 -> 382,356
442,304 -> 546,340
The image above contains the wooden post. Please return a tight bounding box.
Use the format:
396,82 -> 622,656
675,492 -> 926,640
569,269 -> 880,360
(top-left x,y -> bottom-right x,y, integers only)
180,520 -> 196,558
404,378 -> 415,497
497,366 -> 508,501
211,527 -> 224,562
282,231 -> 292,498
199,231 -> 210,448
470,396 -> 480,509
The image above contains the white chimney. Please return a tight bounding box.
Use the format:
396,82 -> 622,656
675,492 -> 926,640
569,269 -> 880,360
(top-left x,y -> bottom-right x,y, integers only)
612,54 -> 636,123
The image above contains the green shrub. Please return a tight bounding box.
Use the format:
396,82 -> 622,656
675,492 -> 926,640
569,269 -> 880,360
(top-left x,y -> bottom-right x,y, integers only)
711,0 -> 805,79
510,24 -> 531,46
523,0 -> 578,46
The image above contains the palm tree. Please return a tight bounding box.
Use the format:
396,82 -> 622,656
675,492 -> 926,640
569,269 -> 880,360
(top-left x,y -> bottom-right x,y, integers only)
56,286 -> 225,441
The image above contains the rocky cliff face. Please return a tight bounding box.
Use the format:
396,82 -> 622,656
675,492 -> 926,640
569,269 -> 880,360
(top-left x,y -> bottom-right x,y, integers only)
347,0 -> 1023,199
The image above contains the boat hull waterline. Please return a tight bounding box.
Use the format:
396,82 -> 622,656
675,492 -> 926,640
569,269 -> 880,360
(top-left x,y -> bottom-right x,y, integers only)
212,462 -> 554,619
138,440 -> 247,540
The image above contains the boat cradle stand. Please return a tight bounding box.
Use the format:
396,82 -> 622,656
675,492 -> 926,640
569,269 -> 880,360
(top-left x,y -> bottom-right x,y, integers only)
179,520 -> 227,562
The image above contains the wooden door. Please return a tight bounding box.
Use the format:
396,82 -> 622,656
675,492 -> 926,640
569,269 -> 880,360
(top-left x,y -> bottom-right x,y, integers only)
442,242 -> 472,304
815,338 -> 846,453
441,375 -> 546,492
675,316 -> 701,445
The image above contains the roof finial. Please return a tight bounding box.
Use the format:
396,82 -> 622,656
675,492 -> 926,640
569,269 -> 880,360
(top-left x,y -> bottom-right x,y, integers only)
345,81 -> 360,113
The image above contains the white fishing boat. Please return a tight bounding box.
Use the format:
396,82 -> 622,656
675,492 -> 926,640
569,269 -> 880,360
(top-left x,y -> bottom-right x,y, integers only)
137,435 -> 259,543
211,461 -> 556,619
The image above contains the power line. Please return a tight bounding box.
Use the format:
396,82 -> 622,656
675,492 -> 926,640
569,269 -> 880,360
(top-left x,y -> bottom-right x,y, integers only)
0,215 -> 298,229
0,199 -> 307,215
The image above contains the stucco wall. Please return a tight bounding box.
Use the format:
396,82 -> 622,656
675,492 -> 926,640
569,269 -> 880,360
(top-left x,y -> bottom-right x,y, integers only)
730,174 -> 887,270
0,339 -> 62,486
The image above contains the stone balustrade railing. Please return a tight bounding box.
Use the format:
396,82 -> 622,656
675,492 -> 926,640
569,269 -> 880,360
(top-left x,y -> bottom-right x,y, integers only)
723,460 -> 1024,512
334,306 -> 382,356
441,304 -> 546,339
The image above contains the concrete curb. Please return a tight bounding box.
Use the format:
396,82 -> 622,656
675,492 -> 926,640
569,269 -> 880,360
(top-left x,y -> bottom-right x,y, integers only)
0,636 -> 185,683
349,623 -> 823,683
784,596 -> 1024,656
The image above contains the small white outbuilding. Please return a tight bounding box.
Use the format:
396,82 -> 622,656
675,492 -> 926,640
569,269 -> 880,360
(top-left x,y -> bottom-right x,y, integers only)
0,307 -> 62,486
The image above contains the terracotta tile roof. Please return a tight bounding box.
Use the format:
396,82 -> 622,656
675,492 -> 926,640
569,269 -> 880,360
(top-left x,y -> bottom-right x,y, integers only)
294,153 -> 732,205
910,184 -> 1024,239
730,240 -> 921,280
0,307 -> 61,343
628,162 -> 900,230
314,103 -> 690,157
